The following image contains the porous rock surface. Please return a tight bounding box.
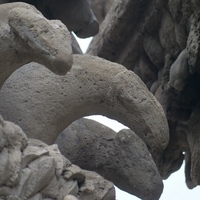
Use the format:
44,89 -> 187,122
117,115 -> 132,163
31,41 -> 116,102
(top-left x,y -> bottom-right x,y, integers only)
0,2 -> 73,88
0,115 -> 115,200
89,0 -> 115,24
0,54 -> 169,163
56,118 -> 163,200
88,0 -> 200,190
4,0 -> 200,199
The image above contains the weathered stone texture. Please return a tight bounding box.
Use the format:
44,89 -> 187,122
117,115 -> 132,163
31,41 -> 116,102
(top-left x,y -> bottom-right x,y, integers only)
0,1 -> 170,197
0,116 -> 115,200
89,0 -> 115,24
0,55 -> 169,162
56,118 -> 163,200
0,2 -> 73,88
7,0 -> 99,38
3,0 -> 200,199
88,0 -> 200,190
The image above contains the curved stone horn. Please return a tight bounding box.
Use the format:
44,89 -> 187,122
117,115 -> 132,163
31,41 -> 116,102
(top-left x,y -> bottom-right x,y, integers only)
56,118 -> 163,200
0,2 -> 72,88
0,54 -> 169,156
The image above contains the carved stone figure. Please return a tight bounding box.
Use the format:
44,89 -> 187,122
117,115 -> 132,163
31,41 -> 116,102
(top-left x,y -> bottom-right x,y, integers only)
0,115 -> 115,199
2,0 -> 200,199
0,1 -> 171,200
0,2 -> 73,88
56,118 -> 163,200
0,55 -> 169,164
87,0 -> 200,193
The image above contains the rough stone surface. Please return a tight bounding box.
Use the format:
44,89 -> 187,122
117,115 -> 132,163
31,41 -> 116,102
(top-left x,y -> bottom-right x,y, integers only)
0,1 -> 172,200
87,0 -> 147,62
169,49 -> 189,91
56,118 -> 163,200
3,0 -> 200,198
7,0 -> 99,38
87,0 -> 200,191
187,108 -> 200,189
0,54 -> 169,162
64,195 -> 78,200
0,116 -> 115,200
89,0 -> 115,24
0,2 -> 73,88
79,170 -> 115,200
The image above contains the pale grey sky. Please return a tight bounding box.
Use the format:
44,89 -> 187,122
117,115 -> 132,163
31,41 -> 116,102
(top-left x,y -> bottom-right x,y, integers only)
76,37 -> 200,200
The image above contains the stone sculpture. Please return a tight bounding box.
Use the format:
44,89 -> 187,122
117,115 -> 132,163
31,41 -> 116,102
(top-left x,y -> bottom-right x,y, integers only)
56,118 -> 163,200
0,2 -> 73,88
87,0 -> 200,192
0,55 -> 169,156
0,115 -> 115,199
0,1 -> 171,200
0,53 -> 169,200
0,1 -> 116,200
7,0 -> 99,38
2,0 -> 200,199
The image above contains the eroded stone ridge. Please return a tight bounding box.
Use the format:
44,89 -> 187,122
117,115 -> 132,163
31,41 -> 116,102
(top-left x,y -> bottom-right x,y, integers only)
56,118 -> 163,200
0,54 -> 169,162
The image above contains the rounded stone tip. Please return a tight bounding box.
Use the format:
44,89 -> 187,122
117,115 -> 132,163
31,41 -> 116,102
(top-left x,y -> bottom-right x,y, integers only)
74,19 -> 99,38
